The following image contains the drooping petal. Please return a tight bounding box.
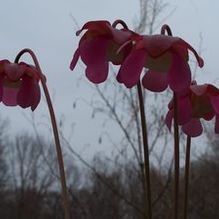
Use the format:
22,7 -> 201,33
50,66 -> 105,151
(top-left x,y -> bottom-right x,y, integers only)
190,84 -> 208,96
117,49 -> 146,88
0,74 -> 4,101
17,75 -> 41,110
30,82 -> 41,111
0,60 -> 10,74
215,115 -> 219,133
142,70 -> 168,92
207,84 -> 219,96
165,109 -> 173,131
178,39 -> 204,67
203,111 -> 215,121
110,28 -> 137,44
177,96 -> 192,125
17,77 -> 32,108
2,84 -> 19,106
182,118 -> 203,137
80,37 -> 109,83
210,96 -> 219,114
168,53 -> 191,92
136,35 -> 180,58
76,20 -> 111,36
70,49 -> 80,71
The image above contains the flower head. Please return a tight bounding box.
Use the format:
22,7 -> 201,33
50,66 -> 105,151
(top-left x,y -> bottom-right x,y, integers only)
0,60 -> 41,111
117,33 -> 204,92
165,82 -> 219,137
70,20 -> 137,83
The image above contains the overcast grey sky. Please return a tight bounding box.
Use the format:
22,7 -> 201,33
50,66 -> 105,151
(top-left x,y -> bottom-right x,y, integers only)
0,0 -> 218,157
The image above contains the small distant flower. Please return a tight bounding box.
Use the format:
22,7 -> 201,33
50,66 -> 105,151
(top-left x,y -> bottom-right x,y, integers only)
165,82 -> 219,137
70,20 -> 137,83
117,34 -> 204,92
0,60 -> 41,111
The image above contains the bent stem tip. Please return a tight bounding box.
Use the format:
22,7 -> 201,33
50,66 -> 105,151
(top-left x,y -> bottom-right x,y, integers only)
15,48 -> 70,219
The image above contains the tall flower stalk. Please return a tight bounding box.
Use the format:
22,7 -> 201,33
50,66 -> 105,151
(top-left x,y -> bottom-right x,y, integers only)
183,136 -> 191,219
137,82 -> 152,219
161,25 -> 180,219
111,20 -> 152,219
173,93 -> 180,219
14,49 -> 70,219
70,18 -> 204,219
165,82 -> 219,218
112,20 -> 152,219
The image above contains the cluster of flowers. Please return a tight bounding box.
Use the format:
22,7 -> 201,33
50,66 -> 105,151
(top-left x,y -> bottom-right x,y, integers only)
1,19 -> 219,138
70,20 -> 219,137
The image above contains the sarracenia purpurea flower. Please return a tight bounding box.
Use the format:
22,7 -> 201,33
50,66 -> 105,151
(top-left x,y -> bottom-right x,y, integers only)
0,59 -> 41,110
70,20 -> 138,83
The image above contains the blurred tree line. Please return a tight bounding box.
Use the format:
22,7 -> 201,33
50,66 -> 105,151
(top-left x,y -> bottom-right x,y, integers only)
0,117 -> 218,219
0,0 -> 217,218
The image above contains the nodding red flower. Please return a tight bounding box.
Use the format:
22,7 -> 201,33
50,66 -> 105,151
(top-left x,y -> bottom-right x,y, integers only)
0,60 -> 41,111
165,82 -> 219,137
117,34 -> 204,92
70,20 -> 138,83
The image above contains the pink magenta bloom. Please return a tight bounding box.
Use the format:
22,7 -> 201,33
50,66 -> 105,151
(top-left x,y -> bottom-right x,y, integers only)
70,20 -> 137,83
0,60 -> 41,111
117,34 -> 204,92
165,83 -> 219,137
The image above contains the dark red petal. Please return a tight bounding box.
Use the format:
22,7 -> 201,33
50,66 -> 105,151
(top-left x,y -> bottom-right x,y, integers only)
17,77 -> 32,108
2,86 -> 18,106
117,49 -> 146,88
142,70 -> 168,92
17,76 -> 41,110
0,74 -> 4,101
210,96 -> 219,114
206,84 -> 219,96
190,84 -> 208,96
4,63 -> 24,81
136,35 -> 180,58
85,64 -> 108,83
80,37 -> 109,83
110,28 -> 133,44
31,81 -> 41,111
178,39 -> 204,67
203,111 -> 215,121
0,60 -> 10,74
182,118 -> 203,137
21,63 -> 41,80
177,96 -> 192,125
76,20 -> 111,36
70,49 -> 80,71
168,53 -> 191,92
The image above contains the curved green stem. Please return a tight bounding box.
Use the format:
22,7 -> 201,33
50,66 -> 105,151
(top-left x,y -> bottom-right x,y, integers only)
173,93 -> 180,219
15,49 -> 70,219
183,136 -> 191,219
137,82 -> 152,219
